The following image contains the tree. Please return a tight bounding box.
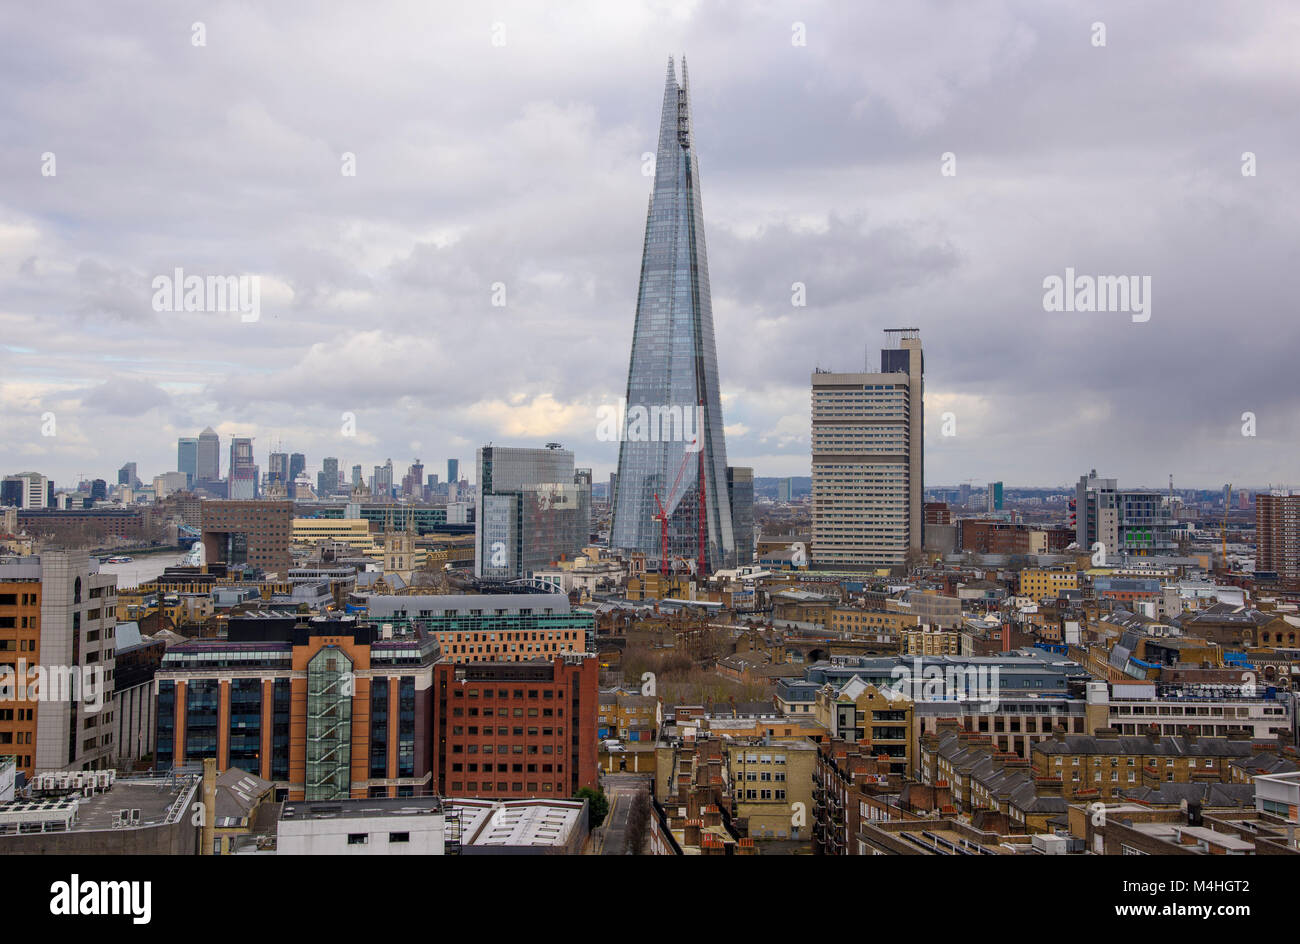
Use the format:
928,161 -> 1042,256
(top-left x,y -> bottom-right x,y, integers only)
575,786 -> 609,829
623,790 -> 651,855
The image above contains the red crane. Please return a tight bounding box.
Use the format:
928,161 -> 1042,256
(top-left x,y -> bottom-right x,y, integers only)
652,410 -> 710,577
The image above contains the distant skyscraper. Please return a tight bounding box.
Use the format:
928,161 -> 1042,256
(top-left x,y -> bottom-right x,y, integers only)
777,478 -> 793,503
351,464 -> 363,487
404,460 -> 424,498
447,459 -> 460,485
372,459 -> 394,501
268,452 -> 290,486
118,462 -> 139,488
475,445 -> 591,580
1256,491 -> 1300,585
610,57 -> 735,573
727,467 -> 754,565
318,457 -> 339,498
290,453 -> 306,483
177,438 -> 198,486
229,437 -> 257,499
811,329 -> 924,568
987,481 -> 1004,513
197,427 -> 221,482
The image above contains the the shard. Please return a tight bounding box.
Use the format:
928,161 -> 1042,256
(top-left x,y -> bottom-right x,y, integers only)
610,56 -> 735,573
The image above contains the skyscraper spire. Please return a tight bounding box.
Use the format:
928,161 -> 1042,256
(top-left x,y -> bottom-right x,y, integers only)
610,59 -> 735,573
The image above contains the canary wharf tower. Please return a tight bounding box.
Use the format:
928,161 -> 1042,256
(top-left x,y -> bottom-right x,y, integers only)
610,57 -> 735,573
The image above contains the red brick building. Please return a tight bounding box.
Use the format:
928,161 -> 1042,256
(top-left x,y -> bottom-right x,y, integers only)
433,654 -> 598,800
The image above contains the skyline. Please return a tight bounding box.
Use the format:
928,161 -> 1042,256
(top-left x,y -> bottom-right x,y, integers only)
2,2 -> 1298,490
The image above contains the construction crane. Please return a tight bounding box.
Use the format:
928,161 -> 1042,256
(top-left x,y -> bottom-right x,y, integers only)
652,447 -> 694,577
651,402 -> 709,577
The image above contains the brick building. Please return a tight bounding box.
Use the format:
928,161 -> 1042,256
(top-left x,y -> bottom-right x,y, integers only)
432,653 -> 599,799
201,500 -> 293,575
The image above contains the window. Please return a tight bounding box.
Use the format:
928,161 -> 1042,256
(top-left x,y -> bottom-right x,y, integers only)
389,832 -> 410,843
347,833 -> 368,845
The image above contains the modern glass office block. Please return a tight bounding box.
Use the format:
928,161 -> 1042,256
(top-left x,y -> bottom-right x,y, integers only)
611,57 -> 735,572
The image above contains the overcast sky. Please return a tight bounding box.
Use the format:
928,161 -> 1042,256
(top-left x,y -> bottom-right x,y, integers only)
2,0 -> 1298,492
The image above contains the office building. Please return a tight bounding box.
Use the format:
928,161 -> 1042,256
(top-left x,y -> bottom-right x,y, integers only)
276,796 -> 447,854
403,460 -> 424,498
366,593 -> 593,662
268,452 -> 290,487
1074,470 -> 1176,558
0,550 -> 118,778
154,615 -> 438,799
1257,490 -> 1300,585
318,457 -> 339,499
372,460 -> 394,501
200,500 -> 293,574
197,427 -> 221,482
111,622 -> 162,768
289,453 -> 306,483
1,473 -> 50,510
0,770 -> 201,855
609,58 -> 736,573
475,445 -> 591,581
117,462 -> 139,488
777,477 -> 793,503
986,481 -> 1003,513
447,459 -> 460,485
431,653 -> 599,799
810,329 -> 924,568
177,438 -> 198,486
152,471 -> 187,500
727,466 -> 755,564
229,437 -> 258,500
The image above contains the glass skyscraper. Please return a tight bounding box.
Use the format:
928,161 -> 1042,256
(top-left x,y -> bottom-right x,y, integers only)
610,57 -> 735,572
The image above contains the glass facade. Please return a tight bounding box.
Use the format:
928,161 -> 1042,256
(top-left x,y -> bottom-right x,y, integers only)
305,647 -> 352,799
370,677 -> 389,779
228,678 -> 262,774
475,446 -> 591,580
272,678 -> 290,780
184,679 -> 219,761
727,466 -> 754,564
611,57 -> 735,571
156,680 -> 175,771
397,676 -> 415,777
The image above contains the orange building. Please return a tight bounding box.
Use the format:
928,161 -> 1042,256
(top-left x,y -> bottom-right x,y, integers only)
0,579 -> 41,776
156,615 -> 437,799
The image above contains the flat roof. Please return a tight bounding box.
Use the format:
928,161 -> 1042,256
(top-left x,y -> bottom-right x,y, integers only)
280,797 -> 443,821
2,777 -> 198,833
450,798 -> 584,847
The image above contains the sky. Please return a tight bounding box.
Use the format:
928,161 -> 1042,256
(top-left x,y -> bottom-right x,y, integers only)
1,0 -> 1298,492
